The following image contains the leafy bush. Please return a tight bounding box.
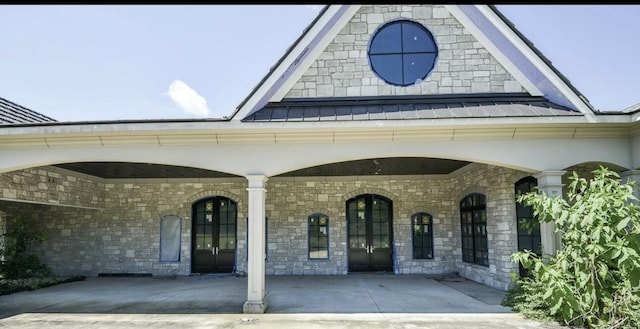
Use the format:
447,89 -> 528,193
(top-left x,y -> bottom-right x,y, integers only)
508,167 -> 640,329
0,215 -> 52,284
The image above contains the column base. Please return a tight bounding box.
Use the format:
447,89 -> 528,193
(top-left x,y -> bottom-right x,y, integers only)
243,300 -> 268,314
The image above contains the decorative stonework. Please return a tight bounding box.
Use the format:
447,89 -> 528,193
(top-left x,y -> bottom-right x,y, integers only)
0,162 -> 581,291
285,5 -> 525,99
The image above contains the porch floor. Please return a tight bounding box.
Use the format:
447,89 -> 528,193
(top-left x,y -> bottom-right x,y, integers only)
0,273 -> 561,328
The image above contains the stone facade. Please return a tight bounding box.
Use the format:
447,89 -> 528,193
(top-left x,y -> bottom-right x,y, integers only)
0,162 -> 556,291
285,5 -> 525,99
9,161 -> 625,290
0,167 -> 103,209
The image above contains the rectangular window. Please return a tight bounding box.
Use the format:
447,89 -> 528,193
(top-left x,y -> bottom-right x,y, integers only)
308,214 -> 329,259
412,212 -> 434,259
160,215 -> 181,262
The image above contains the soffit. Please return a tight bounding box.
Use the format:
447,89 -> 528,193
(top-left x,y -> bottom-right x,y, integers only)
52,157 -> 471,179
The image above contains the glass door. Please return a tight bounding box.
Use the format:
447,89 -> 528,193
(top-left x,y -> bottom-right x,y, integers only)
347,194 -> 393,272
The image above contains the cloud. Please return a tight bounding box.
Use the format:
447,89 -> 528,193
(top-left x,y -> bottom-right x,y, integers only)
166,80 -> 210,117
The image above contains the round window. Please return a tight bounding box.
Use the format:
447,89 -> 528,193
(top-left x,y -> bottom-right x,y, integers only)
367,20 -> 438,86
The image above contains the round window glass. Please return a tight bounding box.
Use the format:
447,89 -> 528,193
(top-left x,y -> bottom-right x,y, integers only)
367,20 -> 438,86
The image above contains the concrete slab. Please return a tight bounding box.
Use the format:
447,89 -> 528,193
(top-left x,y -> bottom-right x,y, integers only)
0,274 -> 563,329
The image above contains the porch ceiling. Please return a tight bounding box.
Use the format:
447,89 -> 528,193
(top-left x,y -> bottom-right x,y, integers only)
276,157 -> 471,176
53,158 -> 471,179
54,162 -> 240,179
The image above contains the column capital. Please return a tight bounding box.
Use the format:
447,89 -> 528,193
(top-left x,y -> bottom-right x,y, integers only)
246,175 -> 268,189
533,170 -> 566,185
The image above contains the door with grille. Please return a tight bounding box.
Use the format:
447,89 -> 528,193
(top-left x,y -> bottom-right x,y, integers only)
347,194 -> 393,272
191,197 -> 237,273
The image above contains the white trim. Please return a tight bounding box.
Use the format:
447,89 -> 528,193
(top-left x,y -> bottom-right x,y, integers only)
0,115 -> 633,141
445,5 -> 543,97
0,122 -> 635,152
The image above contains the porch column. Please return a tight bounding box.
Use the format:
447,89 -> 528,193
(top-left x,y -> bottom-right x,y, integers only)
243,174 -> 268,314
533,171 -> 566,257
620,170 -> 640,202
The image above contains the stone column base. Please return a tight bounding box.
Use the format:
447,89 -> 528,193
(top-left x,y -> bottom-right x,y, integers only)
243,300 -> 268,314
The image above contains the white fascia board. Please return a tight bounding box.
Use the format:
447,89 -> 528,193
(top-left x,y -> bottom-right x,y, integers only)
231,5 -> 360,122
0,118 -> 633,149
448,5 -> 596,122
0,121 -> 236,136
0,114 -> 633,139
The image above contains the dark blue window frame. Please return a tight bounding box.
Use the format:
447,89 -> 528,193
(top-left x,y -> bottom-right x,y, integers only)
460,193 -> 489,266
368,19 -> 438,86
308,213 -> 329,260
411,212 -> 434,259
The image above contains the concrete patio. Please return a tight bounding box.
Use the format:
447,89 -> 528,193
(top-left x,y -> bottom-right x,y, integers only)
0,273 -> 562,328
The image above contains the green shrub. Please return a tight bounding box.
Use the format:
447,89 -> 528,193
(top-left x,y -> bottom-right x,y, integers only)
508,167 -> 640,329
0,215 -> 52,283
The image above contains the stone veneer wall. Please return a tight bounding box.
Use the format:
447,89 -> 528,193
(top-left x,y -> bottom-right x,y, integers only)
99,178 -> 248,276
0,166 -> 248,277
285,4 -> 525,99
0,163 -> 539,290
264,175 -> 457,275
452,164 -> 530,290
0,167 -> 103,208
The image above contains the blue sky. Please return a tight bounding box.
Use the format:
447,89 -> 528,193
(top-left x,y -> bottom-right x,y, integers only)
1,5 -> 639,122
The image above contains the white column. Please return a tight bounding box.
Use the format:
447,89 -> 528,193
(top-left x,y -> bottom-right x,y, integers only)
243,174 -> 268,314
533,171 -> 566,257
621,170 -> 640,202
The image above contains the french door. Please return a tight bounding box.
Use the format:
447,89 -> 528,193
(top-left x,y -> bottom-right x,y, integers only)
347,194 -> 393,272
191,197 -> 237,273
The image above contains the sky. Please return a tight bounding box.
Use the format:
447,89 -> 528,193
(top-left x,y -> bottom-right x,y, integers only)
1,5 -> 639,122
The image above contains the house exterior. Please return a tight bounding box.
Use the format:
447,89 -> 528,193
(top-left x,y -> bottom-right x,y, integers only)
0,5 -> 638,313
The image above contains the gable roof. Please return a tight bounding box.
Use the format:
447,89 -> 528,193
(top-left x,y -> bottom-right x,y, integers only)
0,97 -> 57,125
231,5 -> 597,122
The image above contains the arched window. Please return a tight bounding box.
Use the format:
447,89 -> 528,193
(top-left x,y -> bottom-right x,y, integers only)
412,212 -> 433,259
308,213 -> 329,259
460,193 -> 488,266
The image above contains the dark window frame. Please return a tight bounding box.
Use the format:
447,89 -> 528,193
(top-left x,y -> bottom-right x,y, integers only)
367,19 -> 438,86
308,213 -> 330,260
411,212 -> 434,259
515,177 -> 541,255
460,193 -> 489,266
